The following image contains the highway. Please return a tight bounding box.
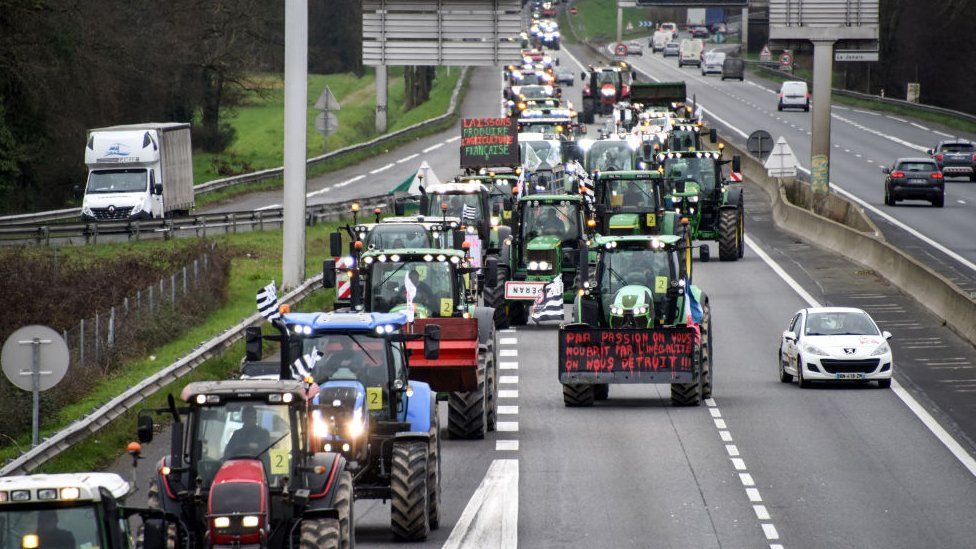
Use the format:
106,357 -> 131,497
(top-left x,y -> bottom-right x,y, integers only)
100,44 -> 976,549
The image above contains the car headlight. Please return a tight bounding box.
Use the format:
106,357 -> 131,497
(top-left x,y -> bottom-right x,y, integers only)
804,344 -> 830,356
870,342 -> 890,356
82,206 -> 94,216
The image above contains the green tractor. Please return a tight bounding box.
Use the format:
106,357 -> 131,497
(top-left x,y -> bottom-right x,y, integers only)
322,245 -> 500,440
655,149 -> 745,261
666,121 -> 718,152
579,138 -> 639,174
486,193 -> 591,327
591,170 -> 680,236
561,234 -> 712,406
456,170 -> 521,229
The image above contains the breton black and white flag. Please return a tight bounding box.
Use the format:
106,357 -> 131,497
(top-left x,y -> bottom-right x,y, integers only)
462,203 -> 477,222
257,281 -> 281,321
291,348 -> 323,381
531,276 -> 564,323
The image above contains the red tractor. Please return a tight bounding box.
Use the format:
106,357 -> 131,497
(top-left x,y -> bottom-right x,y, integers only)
580,63 -> 637,123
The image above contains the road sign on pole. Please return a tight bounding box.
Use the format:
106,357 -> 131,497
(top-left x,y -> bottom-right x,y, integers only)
764,137 -> 799,178
759,44 -> 771,62
314,86 -> 340,112
779,51 -> 794,72
314,85 -> 341,150
2,325 -> 69,448
747,130 -> 775,161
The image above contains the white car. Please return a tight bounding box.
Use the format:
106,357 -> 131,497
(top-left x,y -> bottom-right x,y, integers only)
701,51 -> 726,75
778,307 -> 893,388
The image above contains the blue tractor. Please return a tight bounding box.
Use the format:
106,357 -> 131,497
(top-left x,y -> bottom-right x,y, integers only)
243,310 -> 444,541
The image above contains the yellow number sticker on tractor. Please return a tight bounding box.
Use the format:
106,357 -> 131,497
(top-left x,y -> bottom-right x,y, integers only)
655,276 -> 668,294
503,210 -> 512,219
440,298 -> 454,316
366,387 -> 384,410
269,448 -> 290,475
645,214 -> 656,227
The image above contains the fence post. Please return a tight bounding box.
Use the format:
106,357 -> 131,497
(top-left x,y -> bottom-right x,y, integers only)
94,312 -> 100,364
108,307 -> 116,348
79,318 -> 85,366
171,274 -> 176,303
148,285 -> 154,314
193,259 -> 199,286
137,290 -> 141,311
183,266 -> 188,295
124,296 -> 129,315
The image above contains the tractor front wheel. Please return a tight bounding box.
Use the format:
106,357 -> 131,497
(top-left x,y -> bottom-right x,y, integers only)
391,441 -> 431,541
718,208 -> 742,261
563,383 -> 595,406
333,471 -> 355,549
701,301 -> 713,399
299,517 -> 341,549
428,402 -> 442,530
137,478 -> 179,549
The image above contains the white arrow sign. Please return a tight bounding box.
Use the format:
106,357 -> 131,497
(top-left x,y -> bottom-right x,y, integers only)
763,136 -> 799,178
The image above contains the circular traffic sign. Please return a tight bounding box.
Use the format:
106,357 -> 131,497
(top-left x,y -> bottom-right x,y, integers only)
747,130 -> 775,161
570,6 -> 578,15
779,52 -> 794,67
614,42 -> 629,56
2,325 -> 69,392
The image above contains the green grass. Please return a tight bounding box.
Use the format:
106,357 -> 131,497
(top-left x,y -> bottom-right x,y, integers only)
0,223 -> 344,472
570,0 -> 653,42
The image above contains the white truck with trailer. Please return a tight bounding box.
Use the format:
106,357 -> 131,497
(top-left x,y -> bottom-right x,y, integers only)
80,123 -> 194,221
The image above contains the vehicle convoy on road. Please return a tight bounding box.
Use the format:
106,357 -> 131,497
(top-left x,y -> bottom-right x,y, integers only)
928,139 -> 976,181
778,307 -> 894,388
80,123 -> 194,222
0,472 -> 170,549
883,157 -> 945,207
560,234 -> 712,406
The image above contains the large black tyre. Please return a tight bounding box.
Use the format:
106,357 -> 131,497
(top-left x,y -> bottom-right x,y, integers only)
671,342 -> 703,406
137,478 -> 178,549
562,383 -> 595,406
391,441 -> 430,541
718,208 -> 742,261
448,349 -> 488,439
333,471 -> 355,549
593,384 -> 609,401
485,265 -> 510,329
700,301 -> 713,399
300,517 -> 341,549
485,335 -> 498,432
428,404 -> 442,530
797,356 -> 810,388
933,195 -> 945,208
778,352 -> 793,383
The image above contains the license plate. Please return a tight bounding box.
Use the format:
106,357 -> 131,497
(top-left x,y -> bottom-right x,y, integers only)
835,373 -> 864,380
908,178 -> 927,184
505,281 -> 546,300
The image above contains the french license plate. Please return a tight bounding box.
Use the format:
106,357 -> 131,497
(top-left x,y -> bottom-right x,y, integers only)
835,373 -> 864,380
908,178 -> 927,184
505,281 -> 545,300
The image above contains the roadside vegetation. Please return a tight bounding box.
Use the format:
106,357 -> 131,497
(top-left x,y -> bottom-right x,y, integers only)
567,0 -> 653,42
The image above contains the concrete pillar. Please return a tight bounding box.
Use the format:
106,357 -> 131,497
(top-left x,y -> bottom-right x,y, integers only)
810,40 -> 835,197
740,7 -> 749,53
616,5 -> 623,43
283,0 -> 309,289
376,65 -> 388,133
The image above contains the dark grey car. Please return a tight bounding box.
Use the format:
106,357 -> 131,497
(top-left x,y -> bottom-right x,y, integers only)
883,157 -> 944,207
721,57 -> 744,81
928,140 -> 976,181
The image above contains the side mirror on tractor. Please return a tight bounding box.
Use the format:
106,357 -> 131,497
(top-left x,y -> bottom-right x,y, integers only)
245,326 -> 263,361
575,243 -> 589,287
137,414 -> 154,444
709,128 -> 718,143
423,324 -> 441,360
453,229 -> 466,251
641,142 -> 654,161
485,257 -> 499,289
732,155 -> 741,174
329,232 -> 342,258
674,180 -> 687,194
322,259 -> 336,289
393,198 -> 406,216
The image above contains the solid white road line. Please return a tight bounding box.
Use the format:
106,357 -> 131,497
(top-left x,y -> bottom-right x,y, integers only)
934,130 -> 954,138
255,203 -> 281,211
853,109 -> 881,116
442,459 -> 518,549
422,142 -> 444,153
396,153 -> 419,164
562,45 -> 588,71
369,163 -> 394,174
747,233 -> 976,479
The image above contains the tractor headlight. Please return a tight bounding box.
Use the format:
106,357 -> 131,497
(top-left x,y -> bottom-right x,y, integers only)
348,419 -> 365,439
491,216 -> 500,227
538,261 -> 551,270
214,517 -> 231,529
688,195 -> 699,203
312,410 -> 329,439
637,306 -> 648,315
610,306 -> 622,315
241,516 -> 260,528
528,261 -> 540,271
870,342 -> 890,356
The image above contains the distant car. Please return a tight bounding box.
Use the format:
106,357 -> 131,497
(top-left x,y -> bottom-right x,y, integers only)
701,51 -> 726,75
651,30 -> 671,52
778,81 -> 810,111
625,40 -> 643,56
690,26 -> 710,39
555,69 -> 575,87
678,39 -> 704,67
663,42 -> 680,57
928,140 -> 976,181
659,22 -> 678,39
779,307 -> 893,389
883,158 -> 944,207
721,57 -> 745,81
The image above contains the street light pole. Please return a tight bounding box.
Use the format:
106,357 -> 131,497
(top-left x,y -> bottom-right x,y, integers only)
283,0 -> 309,289
810,39 -> 835,198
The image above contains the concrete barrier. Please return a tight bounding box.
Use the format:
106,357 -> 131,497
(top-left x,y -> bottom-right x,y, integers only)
727,137 -> 976,346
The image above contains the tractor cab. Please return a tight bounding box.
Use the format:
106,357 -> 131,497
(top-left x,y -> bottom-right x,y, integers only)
517,108 -> 581,139
581,63 -> 636,117
456,170 -> 520,227
666,121 -> 717,152
513,195 -> 588,289
419,181 -> 511,271
577,235 -> 688,329
355,249 -> 473,320
593,170 -> 677,235
580,138 -> 639,174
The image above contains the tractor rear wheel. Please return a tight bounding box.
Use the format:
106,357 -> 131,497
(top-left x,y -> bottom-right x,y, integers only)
300,517 -> 341,549
333,471 -> 355,549
563,383 -> 595,406
391,441 -> 430,541
671,343 -> 703,406
485,264 -> 510,329
718,208 -> 741,261
448,350 -> 487,439
701,301 -> 713,399
428,403 -> 442,530
594,384 -> 610,400
485,336 -> 498,432
137,478 -> 178,549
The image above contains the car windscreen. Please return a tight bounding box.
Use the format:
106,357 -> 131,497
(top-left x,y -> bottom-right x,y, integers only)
86,168 -> 148,193
804,311 -> 880,336
941,143 -> 975,153
896,162 -> 937,172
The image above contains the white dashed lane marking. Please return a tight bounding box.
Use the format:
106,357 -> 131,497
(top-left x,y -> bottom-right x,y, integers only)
395,153 -> 419,164
495,440 -> 519,451
497,405 -> 519,415
498,389 -> 519,399
422,142 -> 444,153
499,375 -> 519,384
499,361 -> 519,370
368,163 -> 394,174
500,349 -> 518,357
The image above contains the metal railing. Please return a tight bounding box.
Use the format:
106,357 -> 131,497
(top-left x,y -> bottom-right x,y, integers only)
0,67 -> 469,227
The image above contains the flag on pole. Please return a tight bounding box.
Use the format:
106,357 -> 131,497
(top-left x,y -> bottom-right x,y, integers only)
682,279 -> 703,342
291,348 -> 323,381
403,274 -> 417,323
462,204 -> 477,222
257,281 -> 281,321
531,276 -> 564,323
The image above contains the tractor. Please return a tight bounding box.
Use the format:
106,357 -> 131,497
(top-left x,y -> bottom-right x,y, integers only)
580,63 -> 637,122
653,149 -> 745,261
455,169 -> 520,229
488,193 -> 591,327
591,170 -> 680,236
579,138 -> 639,174
135,378 -> 355,548
560,233 -> 713,406
241,310 -> 445,541
0,472 -> 175,549
323,246 -> 499,439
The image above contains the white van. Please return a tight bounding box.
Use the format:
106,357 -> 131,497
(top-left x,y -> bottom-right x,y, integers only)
778,81 -> 810,111
651,30 -> 670,53
678,39 -> 703,68
701,51 -> 726,75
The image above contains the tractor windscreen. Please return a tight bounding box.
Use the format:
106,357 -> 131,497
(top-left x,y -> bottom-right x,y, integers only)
369,260 -> 456,318
302,334 -> 395,417
366,224 -> 431,249
605,178 -> 658,210
669,129 -> 698,151
587,142 -> 635,172
664,157 -> 719,194
426,193 -> 483,222
193,401 -> 295,487
0,504 -> 103,549
596,70 -> 620,87
599,248 -> 676,309
521,201 -> 580,248
521,140 -> 563,170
